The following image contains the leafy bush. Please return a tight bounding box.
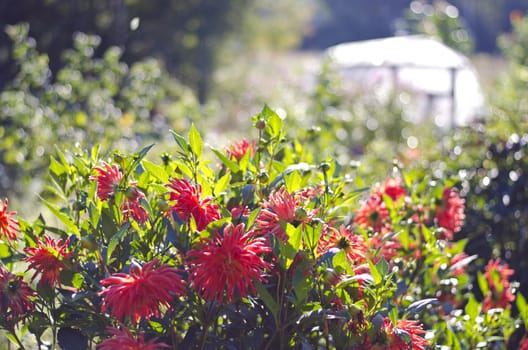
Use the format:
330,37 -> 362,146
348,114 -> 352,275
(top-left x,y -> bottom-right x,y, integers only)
0,106 -> 525,349
0,24 -> 200,201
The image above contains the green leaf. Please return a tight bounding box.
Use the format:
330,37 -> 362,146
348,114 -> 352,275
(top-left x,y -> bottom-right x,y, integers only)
261,105 -> 282,138
332,249 -> 348,272
254,281 -> 279,322
170,130 -> 190,155
214,172 -> 231,195
188,123 -> 203,157
129,144 -> 154,175
293,266 -> 312,305
286,223 -> 302,251
477,272 -> 489,296
304,222 -> 322,251
41,199 -> 80,236
517,293 -> 528,327
107,222 -> 131,264
211,147 -> 239,173
464,294 -> 479,320
71,273 -> 84,289
284,171 -> 302,193
142,159 -> 169,183
368,258 -> 382,285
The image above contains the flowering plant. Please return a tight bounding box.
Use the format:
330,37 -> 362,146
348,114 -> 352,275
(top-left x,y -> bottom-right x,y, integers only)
0,106 -> 525,349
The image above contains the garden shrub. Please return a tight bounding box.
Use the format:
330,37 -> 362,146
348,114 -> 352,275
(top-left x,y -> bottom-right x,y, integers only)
0,106 -> 525,349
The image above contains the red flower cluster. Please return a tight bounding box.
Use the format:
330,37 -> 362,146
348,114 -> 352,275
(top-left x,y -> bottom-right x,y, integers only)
318,225 -> 367,264
122,187 -> 149,224
90,162 -> 123,201
0,198 -> 18,242
187,223 -> 271,303
166,178 -> 220,231
225,138 -> 255,161
0,265 -> 35,323
255,186 -> 313,242
435,187 -> 465,240
380,318 -> 429,350
362,317 -> 428,349
90,162 -> 148,224
97,325 -> 169,350
24,236 -> 72,287
482,258 -> 515,312
376,177 -> 407,201
99,259 -> 185,325
354,194 -> 390,233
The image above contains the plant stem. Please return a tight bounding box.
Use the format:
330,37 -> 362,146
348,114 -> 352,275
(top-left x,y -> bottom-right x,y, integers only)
8,326 -> 27,350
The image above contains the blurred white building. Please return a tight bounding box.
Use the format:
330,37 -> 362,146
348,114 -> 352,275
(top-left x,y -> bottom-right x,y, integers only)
325,35 -> 485,129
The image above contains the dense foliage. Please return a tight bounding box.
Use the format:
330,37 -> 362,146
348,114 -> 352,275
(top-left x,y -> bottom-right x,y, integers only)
0,24 -> 199,200
0,106 -> 526,349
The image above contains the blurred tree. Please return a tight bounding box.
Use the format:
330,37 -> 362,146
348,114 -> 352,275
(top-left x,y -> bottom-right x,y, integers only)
0,0 -> 251,101
403,1 -> 474,54
302,0 -> 528,53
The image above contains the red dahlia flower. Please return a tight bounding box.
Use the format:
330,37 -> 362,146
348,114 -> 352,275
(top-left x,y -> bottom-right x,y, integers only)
520,337 -> 528,350
90,162 -> 123,201
435,187 -> 465,239
121,187 -> 149,224
99,259 -> 185,325
187,223 -> 271,303
166,178 -> 220,231
255,186 -> 312,242
318,225 -> 367,264
354,194 -> 390,233
225,138 -> 255,161
97,324 -> 169,350
377,177 -> 407,201
0,198 -> 18,242
482,258 -> 515,311
376,317 -> 429,350
0,266 -> 35,322
24,236 -> 72,287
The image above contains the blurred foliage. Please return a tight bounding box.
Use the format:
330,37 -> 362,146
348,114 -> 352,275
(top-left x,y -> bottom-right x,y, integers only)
404,0 -> 474,54
0,24 -> 201,204
0,0 -> 316,101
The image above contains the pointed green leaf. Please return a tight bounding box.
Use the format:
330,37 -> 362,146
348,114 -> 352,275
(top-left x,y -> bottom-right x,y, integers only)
107,222 -> 131,264
142,159 -> 169,183
254,281 -> 279,322
211,147 -> 239,173
170,130 -> 190,155
188,123 -> 203,157
286,223 -> 302,251
214,172 -> 231,195
41,199 -> 80,236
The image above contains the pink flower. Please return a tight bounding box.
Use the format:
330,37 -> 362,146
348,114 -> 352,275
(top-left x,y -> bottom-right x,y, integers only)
225,138 -> 255,161
90,162 -> 123,201
166,178 -> 220,231
377,177 -> 406,201
97,324 -> 169,350
187,223 -> 271,303
255,187 -> 312,242
0,198 -> 18,242
435,187 -> 465,239
482,258 -> 515,311
121,187 -> 149,224
362,318 -> 428,349
318,225 -> 367,264
24,236 -> 72,287
381,318 -> 429,350
99,259 -> 185,325
354,194 -> 390,233
0,265 -> 35,322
